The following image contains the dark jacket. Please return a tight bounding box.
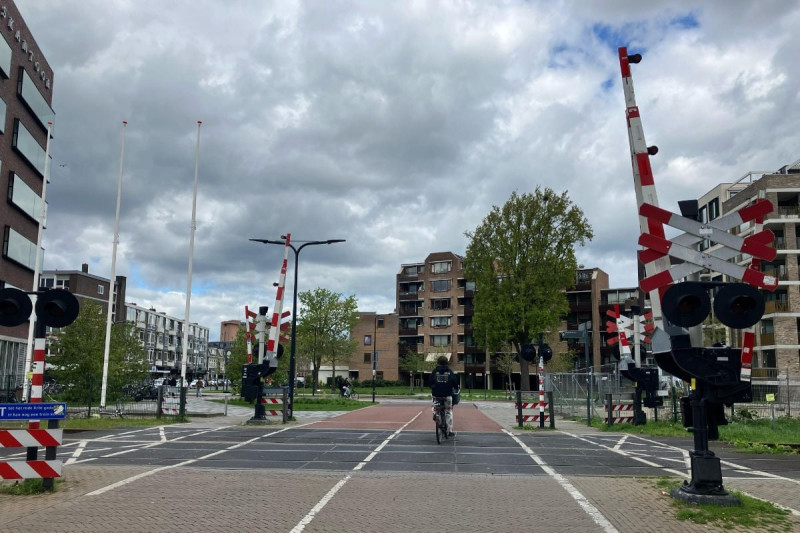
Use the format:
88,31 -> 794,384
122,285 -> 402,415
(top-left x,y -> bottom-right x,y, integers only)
428,365 -> 459,397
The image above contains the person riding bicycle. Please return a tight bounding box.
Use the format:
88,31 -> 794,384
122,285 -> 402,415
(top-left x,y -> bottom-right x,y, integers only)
341,377 -> 351,398
428,355 -> 460,437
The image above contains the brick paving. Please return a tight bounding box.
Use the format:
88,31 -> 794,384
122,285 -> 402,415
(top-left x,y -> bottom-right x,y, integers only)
0,397 -> 797,532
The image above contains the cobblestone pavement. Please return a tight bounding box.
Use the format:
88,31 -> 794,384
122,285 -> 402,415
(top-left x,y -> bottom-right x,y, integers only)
0,397 -> 797,532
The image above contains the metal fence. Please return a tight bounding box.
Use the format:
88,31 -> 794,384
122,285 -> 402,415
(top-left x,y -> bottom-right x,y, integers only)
0,373 -> 187,420
548,367 -> 799,424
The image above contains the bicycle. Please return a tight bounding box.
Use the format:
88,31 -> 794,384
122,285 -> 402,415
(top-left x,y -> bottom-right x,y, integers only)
432,397 -> 448,444
340,388 -> 359,400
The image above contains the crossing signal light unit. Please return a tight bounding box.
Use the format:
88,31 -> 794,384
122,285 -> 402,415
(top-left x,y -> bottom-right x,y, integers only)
0,288 -> 80,328
662,281 -> 764,330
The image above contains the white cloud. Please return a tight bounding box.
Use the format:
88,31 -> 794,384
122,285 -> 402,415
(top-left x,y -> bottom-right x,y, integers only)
16,0 -> 800,339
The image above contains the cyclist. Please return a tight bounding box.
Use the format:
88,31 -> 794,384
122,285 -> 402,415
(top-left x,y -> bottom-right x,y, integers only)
428,355 -> 460,437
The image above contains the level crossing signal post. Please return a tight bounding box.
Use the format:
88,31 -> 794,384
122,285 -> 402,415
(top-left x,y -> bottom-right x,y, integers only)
0,287 -> 80,491
519,335 -> 552,429
619,46 -> 775,504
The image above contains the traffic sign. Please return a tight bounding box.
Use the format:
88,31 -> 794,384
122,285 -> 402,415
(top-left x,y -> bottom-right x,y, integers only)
0,403 -> 67,420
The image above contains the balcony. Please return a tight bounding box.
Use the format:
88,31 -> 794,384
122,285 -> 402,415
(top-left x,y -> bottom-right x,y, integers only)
399,327 -> 419,336
759,332 -> 775,345
398,307 -> 422,317
399,292 -> 423,301
777,206 -> 799,217
764,301 -> 789,314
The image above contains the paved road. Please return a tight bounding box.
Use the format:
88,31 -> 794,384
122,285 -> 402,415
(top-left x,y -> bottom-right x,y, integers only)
1,399 -> 798,532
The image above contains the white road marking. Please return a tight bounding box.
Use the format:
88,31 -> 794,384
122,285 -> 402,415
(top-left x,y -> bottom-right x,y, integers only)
560,431 -> 687,477
290,410 -> 423,533
613,435 -> 629,451
159,427 -> 166,442
64,440 -> 88,465
85,424 -> 307,496
504,429 -> 618,533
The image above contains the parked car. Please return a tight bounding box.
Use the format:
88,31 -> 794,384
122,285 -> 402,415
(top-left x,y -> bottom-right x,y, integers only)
124,382 -> 159,402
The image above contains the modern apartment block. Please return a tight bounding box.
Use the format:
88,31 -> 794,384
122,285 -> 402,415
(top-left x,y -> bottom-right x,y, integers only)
0,1 -> 55,377
396,252 -> 484,386
705,161 -> 800,372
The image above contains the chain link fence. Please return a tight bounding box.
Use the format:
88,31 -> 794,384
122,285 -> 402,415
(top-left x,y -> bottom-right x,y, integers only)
548,366 -> 800,424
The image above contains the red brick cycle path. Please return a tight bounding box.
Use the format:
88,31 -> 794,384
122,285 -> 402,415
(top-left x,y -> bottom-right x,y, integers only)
306,402 -> 503,432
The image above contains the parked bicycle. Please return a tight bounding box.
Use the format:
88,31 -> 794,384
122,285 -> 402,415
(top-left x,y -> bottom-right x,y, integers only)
432,397 -> 448,444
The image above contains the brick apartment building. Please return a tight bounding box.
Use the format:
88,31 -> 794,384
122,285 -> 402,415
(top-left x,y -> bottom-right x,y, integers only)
0,1 -> 55,378
710,162 -> 800,372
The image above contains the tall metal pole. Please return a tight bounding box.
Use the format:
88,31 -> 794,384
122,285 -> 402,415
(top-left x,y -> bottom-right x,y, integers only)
250,238 -> 346,418
585,333 -> 591,426
21,122 -> 53,402
101,121 -> 127,408
372,314 -> 377,403
180,121 -> 202,387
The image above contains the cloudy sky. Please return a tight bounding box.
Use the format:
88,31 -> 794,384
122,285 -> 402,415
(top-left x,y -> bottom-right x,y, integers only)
17,1 -> 800,340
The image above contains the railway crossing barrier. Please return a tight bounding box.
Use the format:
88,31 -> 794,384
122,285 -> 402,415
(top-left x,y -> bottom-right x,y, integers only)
604,393 -> 635,425
515,390 -> 554,428
0,402 -> 66,487
253,387 -> 288,424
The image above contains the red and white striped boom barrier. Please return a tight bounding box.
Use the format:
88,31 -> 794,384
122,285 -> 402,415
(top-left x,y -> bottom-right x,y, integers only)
264,234 -> 291,372
245,306 -> 257,363
619,47 -> 671,324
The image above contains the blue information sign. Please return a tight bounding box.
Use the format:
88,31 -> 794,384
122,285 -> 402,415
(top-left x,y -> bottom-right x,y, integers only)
0,402 -> 67,420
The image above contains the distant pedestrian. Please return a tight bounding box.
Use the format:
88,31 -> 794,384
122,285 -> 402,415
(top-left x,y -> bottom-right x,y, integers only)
196,378 -> 203,397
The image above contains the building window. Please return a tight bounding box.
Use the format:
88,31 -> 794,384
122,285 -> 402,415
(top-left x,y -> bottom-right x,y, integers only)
431,279 -> 451,292
430,335 -> 451,347
431,316 -> 451,328
98,284 -> 104,295
403,265 -> 423,276
430,261 -> 452,274
17,69 -> 54,131
0,96 -> 6,134
12,119 -> 47,176
377,318 -> 384,328
363,353 -> 371,363
431,298 -> 451,310
40,277 -> 53,288
0,34 -> 10,78
3,225 -> 37,270
8,172 -> 44,221
364,335 -> 372,346
708,198 -> 720,220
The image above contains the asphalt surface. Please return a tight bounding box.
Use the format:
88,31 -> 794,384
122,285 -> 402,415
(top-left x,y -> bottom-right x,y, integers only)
0,396 -> 798,532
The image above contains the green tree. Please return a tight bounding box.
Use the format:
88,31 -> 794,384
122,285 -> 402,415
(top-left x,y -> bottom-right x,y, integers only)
296,288 -> 359,394
398,350 -> 433,392
464,187 -> 593,390
49,300 -> 149,403
494,351 -> 517,392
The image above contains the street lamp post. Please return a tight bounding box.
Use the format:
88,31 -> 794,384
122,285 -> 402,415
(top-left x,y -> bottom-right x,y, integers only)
224,350 -> 231,392
250,236 -> 346,418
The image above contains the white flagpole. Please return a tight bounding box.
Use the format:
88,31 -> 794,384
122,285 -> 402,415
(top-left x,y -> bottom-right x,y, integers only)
100,121 -> 127,409
22,121 -> 53,402
180,121 -> 202,387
